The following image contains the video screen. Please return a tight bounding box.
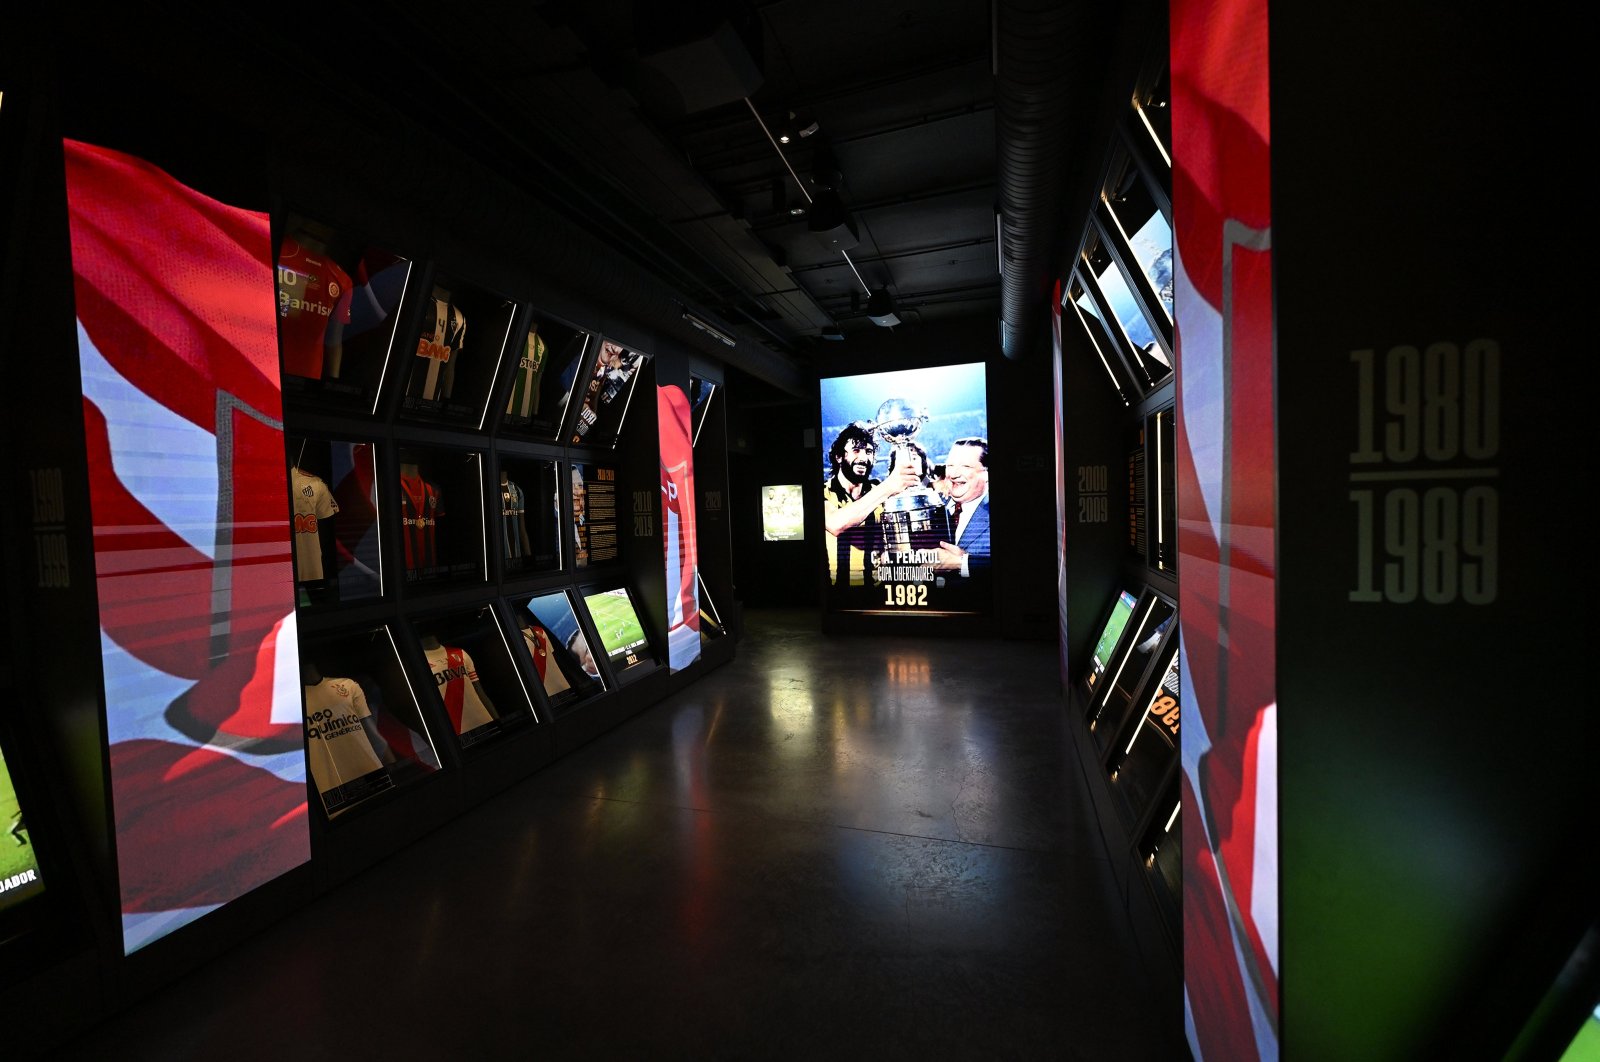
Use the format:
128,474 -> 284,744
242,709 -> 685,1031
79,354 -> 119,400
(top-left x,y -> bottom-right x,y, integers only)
818,363 -> 989,615
0,743 -> 45,914
1088,590 -> 1138,689
659,385 -> 701,673
761,485 -> 804,541
66,139 -> 311,953
581,587 -> 652,673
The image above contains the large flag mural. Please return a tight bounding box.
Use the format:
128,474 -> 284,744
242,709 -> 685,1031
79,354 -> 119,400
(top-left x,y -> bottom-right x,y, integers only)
1171,1 -> 1279,1058
65,139 -> 311,953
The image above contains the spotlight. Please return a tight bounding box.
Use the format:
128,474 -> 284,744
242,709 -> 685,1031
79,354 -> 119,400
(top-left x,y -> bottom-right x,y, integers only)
807,188 -> 858,251
866,288 -> 900,328
787,201 -> 808,217
790,110 -> 819,139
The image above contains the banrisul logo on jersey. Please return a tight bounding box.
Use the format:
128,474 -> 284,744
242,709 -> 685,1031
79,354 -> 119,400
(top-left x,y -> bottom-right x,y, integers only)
64,139 -> 310,954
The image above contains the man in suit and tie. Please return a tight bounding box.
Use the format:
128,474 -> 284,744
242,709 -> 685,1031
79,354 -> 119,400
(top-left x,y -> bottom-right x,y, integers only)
935,437 -> 990,581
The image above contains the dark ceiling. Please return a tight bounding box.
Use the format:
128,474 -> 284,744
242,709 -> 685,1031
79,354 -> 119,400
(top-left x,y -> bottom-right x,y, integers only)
27,0 -> 1141,386
423,0 -> 1005,357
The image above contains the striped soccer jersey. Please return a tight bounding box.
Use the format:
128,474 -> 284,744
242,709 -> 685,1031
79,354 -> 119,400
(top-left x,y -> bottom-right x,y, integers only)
824,476 -> 880,586
291,466 -> 339,582
506,329 -> 548,419
411,295 -> 466,401
424,644 -> 495,734
399,473 -> 443,571
522,623 -> 571,698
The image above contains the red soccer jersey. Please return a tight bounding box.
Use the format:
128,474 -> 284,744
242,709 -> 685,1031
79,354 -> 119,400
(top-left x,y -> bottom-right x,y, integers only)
276,237 -> 353,380
399,474 -> 443,571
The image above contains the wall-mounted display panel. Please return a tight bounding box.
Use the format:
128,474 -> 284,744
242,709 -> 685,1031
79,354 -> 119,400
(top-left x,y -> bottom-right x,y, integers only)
410,605 -> 534,750
1067,274 -> 1133,405
1113,646 -> 1180,823
1084,233 -> 1171,390
513,591 -> 606,710
397,272 -> 517,429
500,314 -> 592,442
0,742 -> 46,919
569,461 -> 619,569
66,138 -> 312,954
300,627 -> 441,820
1173,0 -> 1279,1053
497,457 -> 561,577
761,485 -> 804,541
395,446 -> 486,588
1090,592 -> 1175,743
659,385 -> 700,673
570,339 -> 649,449
819,363 -> 989,616
580,585 -> 655,676
1086,589 -> 1139,693
276,213 -> 413,416
287,436 -> 384,606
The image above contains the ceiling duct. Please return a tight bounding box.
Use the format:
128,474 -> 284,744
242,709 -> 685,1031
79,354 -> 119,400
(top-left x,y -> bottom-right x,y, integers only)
994,0 -> 1089,360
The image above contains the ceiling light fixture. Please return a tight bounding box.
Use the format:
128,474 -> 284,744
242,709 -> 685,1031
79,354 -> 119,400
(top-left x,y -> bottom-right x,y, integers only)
743,96 -> 873,300
681,310 -> 737,347
866,288 -> 900,328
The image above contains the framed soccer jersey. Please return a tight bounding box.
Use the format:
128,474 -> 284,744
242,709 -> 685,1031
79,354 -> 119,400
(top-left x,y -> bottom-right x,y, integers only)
288,437 -> 385,607
397,269 -> 518,430
395,446 -> 487,587
298,627 -> 440,820
276,212 -> 413,417
410,605 -> 535,746
497,457 -> 560,576
499,316 -> 593,442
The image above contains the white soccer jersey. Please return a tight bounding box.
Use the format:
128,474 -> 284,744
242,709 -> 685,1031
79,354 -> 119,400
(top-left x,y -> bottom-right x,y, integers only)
303,677 -> 384,796
291,467 -> 340,582
424,644 -> 496,734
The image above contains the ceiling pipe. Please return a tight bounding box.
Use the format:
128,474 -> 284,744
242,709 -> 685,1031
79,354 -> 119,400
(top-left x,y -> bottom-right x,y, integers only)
994,0 -> 1089,360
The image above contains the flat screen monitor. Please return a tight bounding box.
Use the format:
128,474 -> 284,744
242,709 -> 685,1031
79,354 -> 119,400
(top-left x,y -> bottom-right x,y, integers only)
761,485 -> 804,541
1088,590 -> 1138,690
581,586 -> 652,673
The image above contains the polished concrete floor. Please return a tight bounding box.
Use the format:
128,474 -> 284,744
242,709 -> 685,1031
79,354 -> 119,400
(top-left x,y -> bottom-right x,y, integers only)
50,609 -> 1186,1060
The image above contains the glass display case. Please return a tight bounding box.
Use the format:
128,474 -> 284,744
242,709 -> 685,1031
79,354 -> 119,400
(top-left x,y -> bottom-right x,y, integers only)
500,313 -> 593,442
408,604 -> 536,750
511,590 -> 606,713
287,436 -> 385,606
394,445 -> 487,588
396,271 -> 518,429
569,339 -> 649,449
276,213 -> 413,415
496,456 -> 562,577
299,626 -> 441,819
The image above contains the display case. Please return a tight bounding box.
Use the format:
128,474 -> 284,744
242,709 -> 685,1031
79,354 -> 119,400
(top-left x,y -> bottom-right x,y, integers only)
408,604 -> 536,751
511,590 -> 606,713
1085,588 -> 1139,695
499,313 -> 594,442
1089,589 -> 1175,747
276,213 -> 414,416
299,626 -> 442,820
495,456 -> 562,577
394,445 -> 487,588
569,339 -> 650,449
1110,643 -> 1180,824
396,271 -> 518,429
287,436 -> 385,606
0,739 -> 48,940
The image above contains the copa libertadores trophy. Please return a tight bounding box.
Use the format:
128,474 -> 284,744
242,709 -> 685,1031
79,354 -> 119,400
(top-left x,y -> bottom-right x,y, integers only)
873,398 -> 952,552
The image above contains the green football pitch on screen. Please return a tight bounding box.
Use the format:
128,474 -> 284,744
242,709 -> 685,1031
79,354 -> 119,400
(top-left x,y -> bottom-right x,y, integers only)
0,750 -> 44,888
586,591 -> 646,654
